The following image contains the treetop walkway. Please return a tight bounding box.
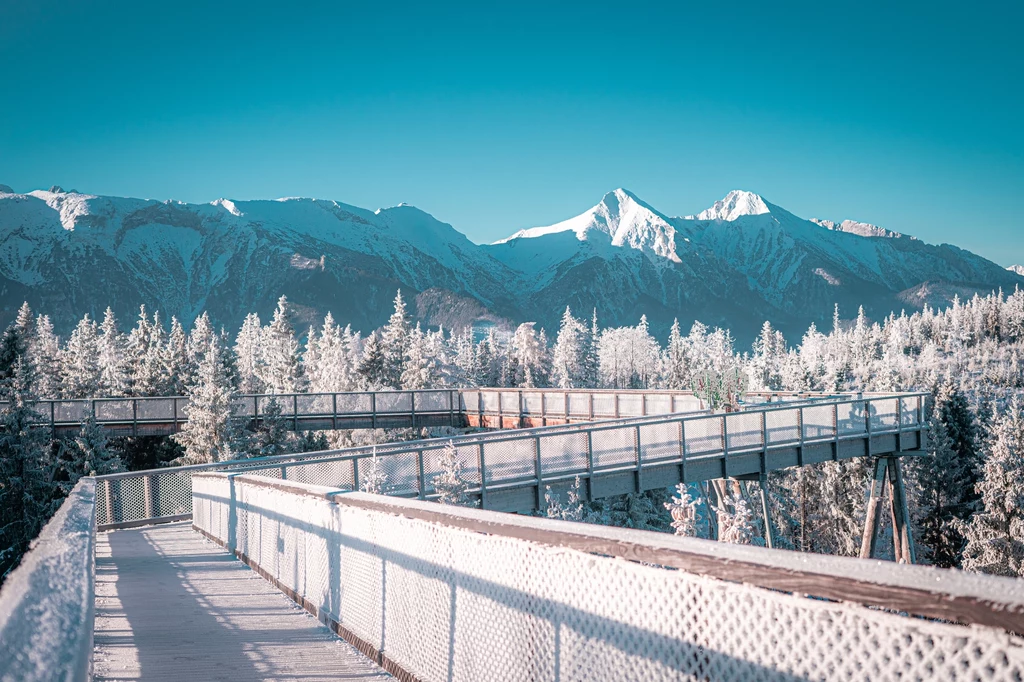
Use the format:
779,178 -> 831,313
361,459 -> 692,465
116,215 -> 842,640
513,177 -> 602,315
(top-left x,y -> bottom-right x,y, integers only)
10,388 -> 1018,682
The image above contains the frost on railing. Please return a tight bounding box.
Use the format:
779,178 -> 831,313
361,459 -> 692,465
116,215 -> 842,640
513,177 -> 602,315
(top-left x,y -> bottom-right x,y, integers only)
0,479 -> 95,682
193,473 -> 1024,682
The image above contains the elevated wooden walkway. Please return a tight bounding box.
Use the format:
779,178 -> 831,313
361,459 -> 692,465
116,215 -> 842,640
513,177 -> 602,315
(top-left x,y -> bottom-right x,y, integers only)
93,522 -> 390,681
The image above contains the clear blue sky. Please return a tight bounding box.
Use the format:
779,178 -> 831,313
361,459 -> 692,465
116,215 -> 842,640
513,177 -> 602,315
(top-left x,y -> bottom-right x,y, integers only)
1,1 -> 1022,264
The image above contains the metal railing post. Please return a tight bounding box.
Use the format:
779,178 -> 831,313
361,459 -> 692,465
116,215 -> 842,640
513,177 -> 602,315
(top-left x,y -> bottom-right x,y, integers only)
721,414 -> 729,478
417,450 -> 426,499
477,442 -> 487,508
586,429 -> 595,500
797,406 -> 805,466
410,392 -> 417,429
832,402 -> 839,460
371,392 -> 377,430
143,474 -> 155,520
634,424 -> 643,493
679,419 -> 687,484
333,393 -> 338,430
293,394 -> 299,431
534,436 -> 544,510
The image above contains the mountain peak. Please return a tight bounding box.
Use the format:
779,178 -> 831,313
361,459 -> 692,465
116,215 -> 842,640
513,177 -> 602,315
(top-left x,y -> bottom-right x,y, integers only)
693,190 -> 771,221
1008,265 -> 1024,277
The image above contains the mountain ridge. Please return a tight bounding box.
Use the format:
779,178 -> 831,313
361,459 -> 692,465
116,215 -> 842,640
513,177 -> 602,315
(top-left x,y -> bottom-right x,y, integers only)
0,184 -> 1019,343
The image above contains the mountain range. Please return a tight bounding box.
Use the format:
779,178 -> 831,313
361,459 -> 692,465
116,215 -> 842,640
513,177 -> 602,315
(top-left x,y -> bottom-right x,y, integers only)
0,184 -> 1020,343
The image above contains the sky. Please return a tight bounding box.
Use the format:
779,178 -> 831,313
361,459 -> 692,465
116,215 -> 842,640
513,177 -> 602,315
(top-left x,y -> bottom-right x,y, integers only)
1,0 -> 1022,264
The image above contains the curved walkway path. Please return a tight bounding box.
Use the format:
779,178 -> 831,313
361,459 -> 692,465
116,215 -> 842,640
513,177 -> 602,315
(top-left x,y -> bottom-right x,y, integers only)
93,522 -> 390,681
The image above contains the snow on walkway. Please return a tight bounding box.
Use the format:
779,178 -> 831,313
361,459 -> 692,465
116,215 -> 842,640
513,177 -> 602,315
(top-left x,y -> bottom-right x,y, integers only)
93,522 -> 390,681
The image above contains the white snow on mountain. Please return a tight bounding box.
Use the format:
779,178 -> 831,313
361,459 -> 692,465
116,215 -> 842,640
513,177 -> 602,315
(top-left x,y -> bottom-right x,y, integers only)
495,188 -> 682,264
689,190 -> 771,221
810,218 -> 907,240
1008,265 -> 1024,277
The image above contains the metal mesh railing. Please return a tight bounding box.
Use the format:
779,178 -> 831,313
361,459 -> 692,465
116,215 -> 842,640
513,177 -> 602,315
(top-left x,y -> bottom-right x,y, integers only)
192,474 -> 1024,682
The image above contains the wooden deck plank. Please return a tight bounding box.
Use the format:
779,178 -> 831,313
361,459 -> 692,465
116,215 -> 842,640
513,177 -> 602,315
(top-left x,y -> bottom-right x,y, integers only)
93,522 -> 390,681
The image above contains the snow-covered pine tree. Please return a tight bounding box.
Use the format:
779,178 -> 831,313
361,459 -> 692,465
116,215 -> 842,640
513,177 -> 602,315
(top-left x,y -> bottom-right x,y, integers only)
433,440 -> 473,506
664,483 -> 700,536
360,448 -> 389,495
97,308 -> 129,397
357,330 -> 388,389
906,382 -> 982,567
164,317 -> 192,395
381,290 -> 412,389
551,307 -> 587,389
959,398 -> 1024,577
234,313 -> 266,394
61,416 -> 122,492
545,476 -> 592,522
263,296 -> 304,394
662,318 -> 691,390
173,339 -> 236,464
716,492 -> 758,544
401,323 -> 429,389
240,395 -> 292,458
61,314 -> 102,398
30,314 -> 62,398
0,357 -> 58,579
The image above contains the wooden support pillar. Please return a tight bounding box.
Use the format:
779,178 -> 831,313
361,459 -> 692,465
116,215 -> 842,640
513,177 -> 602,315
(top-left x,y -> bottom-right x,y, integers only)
887,456 -> 916,564
143,474 -> 155,519
758,473 -> 776,549
859,457 -> 888,559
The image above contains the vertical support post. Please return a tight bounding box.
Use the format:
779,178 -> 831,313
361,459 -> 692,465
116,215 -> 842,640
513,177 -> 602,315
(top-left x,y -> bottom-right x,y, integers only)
540,388 -> 547,426
353,458 -> 360,492
634,424 -> 643,494
253,395 -> 258,428
477,442 -> 487,508
895,397 -> 903,452
678,420 -> 687,485
588,392 -> 594,421
280,466 -> 287,480
759,410 -> 768,473
887,456 -> 916,564
585,429 -> 595,500
50,400 -> 55,439
518,390 -> 524,429
831,401 -> 839,460
758,472 -> 775,549
371,392 -> 377,430
293,394 -> 299,431
417,450 -> 427,499
91,399 -> 96,419
720,414 -> 729,479
796,406 -> 805,466
865,397 -> 873,457
534,436 -> 544,510
614,393 -> 620,418
103,479 -> 116,524
333,393 -> 338,430
478,391 -> 484,428
410,392 -> 416,429
859,457 -> 889,559
641,393 -> 647,416
143,474 -> 155,520
449,390 -> 455,428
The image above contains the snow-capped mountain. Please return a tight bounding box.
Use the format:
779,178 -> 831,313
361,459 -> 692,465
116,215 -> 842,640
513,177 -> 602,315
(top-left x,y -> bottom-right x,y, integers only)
0,187 -> 521,334
1008,265 -> 1024,277
487,189 -> 1023,339
0,185 -> 1019,342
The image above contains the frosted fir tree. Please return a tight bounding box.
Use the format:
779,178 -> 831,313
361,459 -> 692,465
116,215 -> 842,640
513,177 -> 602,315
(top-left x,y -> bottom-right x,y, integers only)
716,492 -> 757,545
61,416 -> 122,492
238,395 -> 292,459
0,357 -> 58,579
545,476 -> 590,522
173,339 -> 236,464
187,312 -> 216,371
432,440 -> 473,506
234,313 -> 265,394
97,308 -> 129,397
381,290 -> 412,389
905,382 -> 982,567
401,323 -> 430,389
551,307 -> 588,388
357,329 -> 389,389
164,317 -> 192,394
664,483 -> 700,537
959,399 -> 1024,577
61,314 -> 102,398
310,313 -> 358,392
263,296 -> 304,393
30,314 -> 62,399
582,309 -> 601,389
360,448 -> 389,495
748,321 -> 787,392
662,318 -> 691,390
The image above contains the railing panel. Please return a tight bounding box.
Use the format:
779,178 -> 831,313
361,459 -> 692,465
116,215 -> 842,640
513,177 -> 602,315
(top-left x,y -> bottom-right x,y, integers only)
415,390 -> 451,413
684,415 -> 724,455
802,404 -> 835,440
136,398 -> 177,421
591,425 -> 636,468
837,400 -> 868,435
618,394 -> 643,417
54,400 -> 91,423
481,392 -> 500,413
543,392 -> 566,416
725,412 -> 762,451
296,394 -> 333,415
539,431 -> 589,475
870,398 -> 900,432
569,393 -> 593,417
482,438 -> 535,483
765,408 -> 800,445
591,393 -> 615,417
645,394 -> 672,415
336,393 -> 373,413
94,399 -> 133,421
522,392 -> 543,414
639,420 -> 680,463
376,392 -> 412,413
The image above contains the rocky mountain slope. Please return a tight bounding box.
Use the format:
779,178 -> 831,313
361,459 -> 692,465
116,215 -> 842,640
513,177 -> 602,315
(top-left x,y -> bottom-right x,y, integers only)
0,185 -> 1019,342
